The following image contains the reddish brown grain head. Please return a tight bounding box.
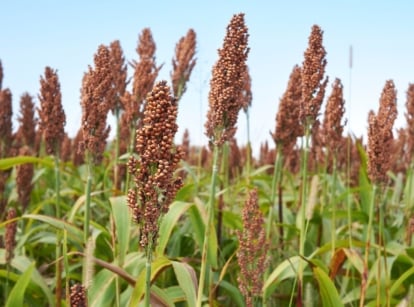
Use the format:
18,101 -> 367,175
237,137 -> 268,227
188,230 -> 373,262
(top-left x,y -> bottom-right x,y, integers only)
367,80 -> 398,184
273,65 -> 303,149
131,28 -> 162,125
301,25 -> 328,126
405,83 -> 414,162
80,45 -> 114,164
16,93 -> 37,150
0,88 -> 13,158
237,189 -> 268,306
127,81 -> 183,248
171,29 -> 197,100
240,67 -> 253,113
16,146 -> 34,212
38,67 -> 66,155
5,208 -> 17,264
205,13 -> 249,146
70,283 -> 88,307
108,40 -> 127,114
322,78 -> 346,153
0,60 -> 3,90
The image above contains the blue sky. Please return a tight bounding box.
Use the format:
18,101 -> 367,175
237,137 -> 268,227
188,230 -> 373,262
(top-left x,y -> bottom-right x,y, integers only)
1,1 -> 413,153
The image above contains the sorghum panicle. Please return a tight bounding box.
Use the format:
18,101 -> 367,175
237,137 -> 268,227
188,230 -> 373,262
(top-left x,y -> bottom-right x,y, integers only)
5,208 -> 17,264
405,83 -> 414,162
38,67 -> 66,155
70,283 -> 88,307
108,40 -> 128,114
16,146 -> 34,212
0,60 -> 3,90
73,128 -> 85,166
367,80 -> 398,184
0,88 -> 13,158
127,81 -> 183,248
301,25 -> 328,126
273,65 -> 303,150
171,29 -> 197,100
237,189 -> 268,306
60,133 -> 72,162
131,28 -> 162,125
241,67 -> 253,113
16,93 -> 37,150
80,45 -> 114,164
322,78 -> 346,152
205,13 -> 249,146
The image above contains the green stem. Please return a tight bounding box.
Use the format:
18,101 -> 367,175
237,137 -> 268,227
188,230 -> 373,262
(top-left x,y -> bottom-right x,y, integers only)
114,107 -> 120,191
245,109 -> 251,180
144,240 -> 153,307
266,147 -> 283,241
196,145 -> 220,307
54,154 -> 62,307
298,126 -> 311,303
84,154 -> 93,244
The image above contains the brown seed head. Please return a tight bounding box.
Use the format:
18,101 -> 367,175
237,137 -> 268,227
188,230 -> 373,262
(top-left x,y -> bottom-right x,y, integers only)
38,67 -> 66,155
16,93 -> 37,150
131,28 -> 162,124
80,45 -> 114,164
237,189 -> 268,304
241,67 -> 253,113
127,81 -> 183,248
5,208 -> 17,264
108,40 -> 128,114
205,13 -> 249,146
322,78 -> 346,155
273,65 -> 303,148
16,146 -> 34,212
171,29 -> 197,100
367,80 -> 398,184
0,88 -> 13,158
70,283 -> 88,307
405,83 -> 414,161
0,60 -> 3,90
301,25 -> 328,126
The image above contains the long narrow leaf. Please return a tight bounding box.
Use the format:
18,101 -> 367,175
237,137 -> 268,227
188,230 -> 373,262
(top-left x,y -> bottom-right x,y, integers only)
312,266 -> 344,307
5,262 -> 35,307
110,196 -> 131,265
172,261 -> 197,305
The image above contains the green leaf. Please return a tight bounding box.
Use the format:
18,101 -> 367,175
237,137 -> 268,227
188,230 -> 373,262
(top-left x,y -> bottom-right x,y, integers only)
312,266 -> 344,307
0,155 -> 53,170
157,201 -> 192,255
6,262 -> 35,307
219,280 -> 245,307
264,256 -> 302,299
172,261 -> 197,306
23,214 -> 83,245
128,256 -> 171,307
110,196 -> 131,265
11,255 -> 54,306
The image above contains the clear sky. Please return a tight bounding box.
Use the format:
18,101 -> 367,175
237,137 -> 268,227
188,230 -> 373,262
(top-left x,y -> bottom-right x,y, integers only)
1,1 -> 413,154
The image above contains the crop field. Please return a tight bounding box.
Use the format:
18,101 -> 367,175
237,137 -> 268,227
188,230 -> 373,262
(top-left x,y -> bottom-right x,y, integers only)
1,12 -> 414,307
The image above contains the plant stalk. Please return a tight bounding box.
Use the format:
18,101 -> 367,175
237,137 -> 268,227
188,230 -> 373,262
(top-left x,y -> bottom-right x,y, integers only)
196,144 -> 220,307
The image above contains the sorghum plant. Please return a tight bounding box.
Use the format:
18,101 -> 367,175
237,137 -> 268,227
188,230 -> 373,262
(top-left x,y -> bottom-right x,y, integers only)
362,79 -> 397,306
237,189 -> 268,307
70,284 -> 88,307
199,13 -> 249,306
298,24 -> 328,304
38,66 -> 66,306
171,29 -> 197,101
127,81 -> 183,307
16,146 -> 34,212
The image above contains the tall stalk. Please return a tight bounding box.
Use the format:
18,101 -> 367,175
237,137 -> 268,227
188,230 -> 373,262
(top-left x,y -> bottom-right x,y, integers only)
54,153 -> 62,307
144,237 -> 153,307
360,184 -> 377,307
298,125 -> 311,303
196,144 -> 220,307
